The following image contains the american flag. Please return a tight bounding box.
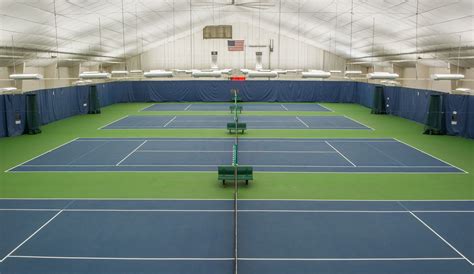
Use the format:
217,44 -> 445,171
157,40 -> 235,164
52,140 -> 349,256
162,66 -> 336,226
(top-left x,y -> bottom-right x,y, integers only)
228,40 -> 244,51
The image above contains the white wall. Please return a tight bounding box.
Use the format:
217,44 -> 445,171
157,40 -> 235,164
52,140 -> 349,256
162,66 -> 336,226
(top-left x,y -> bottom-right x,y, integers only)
134,22 -> 346,72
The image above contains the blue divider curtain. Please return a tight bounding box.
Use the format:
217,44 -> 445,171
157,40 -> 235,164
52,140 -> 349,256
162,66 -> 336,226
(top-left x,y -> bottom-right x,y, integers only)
0,81 -> 473,139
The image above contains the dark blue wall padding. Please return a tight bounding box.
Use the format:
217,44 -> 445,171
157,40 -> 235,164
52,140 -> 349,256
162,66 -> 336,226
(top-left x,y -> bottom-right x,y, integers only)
35,86 -> 89,125
0,81 -> 473,139
0,95 -> 7,137
443,94 -> 473,138
1,95 -> 26,137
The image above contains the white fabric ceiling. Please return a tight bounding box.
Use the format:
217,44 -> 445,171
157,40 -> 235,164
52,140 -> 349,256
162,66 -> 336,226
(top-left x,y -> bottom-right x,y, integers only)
0,0 -> 473,67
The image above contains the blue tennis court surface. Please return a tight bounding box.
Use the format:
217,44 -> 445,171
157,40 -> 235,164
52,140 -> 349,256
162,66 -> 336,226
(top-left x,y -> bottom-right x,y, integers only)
101,115 -> 371,130
8,138 -> 464,173
0,199 -> 472,274
141,103 -> 332,112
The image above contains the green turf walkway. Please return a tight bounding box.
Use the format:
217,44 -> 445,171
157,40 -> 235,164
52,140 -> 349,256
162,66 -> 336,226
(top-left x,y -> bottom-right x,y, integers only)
0,102 -> 473,200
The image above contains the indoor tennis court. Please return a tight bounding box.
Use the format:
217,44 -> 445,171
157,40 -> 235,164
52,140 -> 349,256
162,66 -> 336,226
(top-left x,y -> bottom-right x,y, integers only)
1,1 -> 473,274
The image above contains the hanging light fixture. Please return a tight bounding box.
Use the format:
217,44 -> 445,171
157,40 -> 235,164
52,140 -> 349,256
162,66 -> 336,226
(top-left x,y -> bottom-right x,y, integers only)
79,71 -> 111,79
0,87 -> 18,93
144,70 -> 174,78
431,74 -> 464,80
302,70 -> 331,79
367,72 -> 399,79
10,73 -> 43,80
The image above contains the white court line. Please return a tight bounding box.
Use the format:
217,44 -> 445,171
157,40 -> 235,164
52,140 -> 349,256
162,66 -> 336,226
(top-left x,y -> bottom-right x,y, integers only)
184,104 -> 192,111
342,115 -> 375,131
138,104 -> 156,112
163,116 -> 177,128
281,104 -> 289,111
398,202 -> 474,266
97,115 -> 129,130
9,255 -> 232,261
295,116 -> 310,128
318,104 -> 334,112
135,150 -> 337,154
0,209 -> 65,263
4,138 -> 79,173
239,257 -> 464,261
7,255 -> 464,262
393,138 -> 468,174
0,198 -> 471,201
1,209 -> 473,213
115,140 -> 148,166
74,138 -> 398,143
17,164 -> 459,168
324,141 -> 357,167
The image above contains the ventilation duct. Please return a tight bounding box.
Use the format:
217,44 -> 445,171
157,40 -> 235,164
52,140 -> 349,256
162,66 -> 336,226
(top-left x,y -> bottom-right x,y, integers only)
9,73 -> 43,80
367,72 -> 399,79
144,70 -> 174,78
431,74 -> 464,80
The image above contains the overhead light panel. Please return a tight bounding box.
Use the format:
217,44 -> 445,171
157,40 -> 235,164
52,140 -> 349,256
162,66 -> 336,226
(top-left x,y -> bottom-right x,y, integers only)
247,71 -> 278,78
0,87 -> 18,93
192,70 -> 222,78
73,80 -> 93,86
367,72 -> 399,79
302,70 -> 331,79
431,74 -> 464,80
144,70 -> 174,78
344,70 -> 362,76
9,73 -> 43,80
329,70 -> 342,73
130,70 -> 143,74
79,72 -> 111,79
380,80 -> 401,86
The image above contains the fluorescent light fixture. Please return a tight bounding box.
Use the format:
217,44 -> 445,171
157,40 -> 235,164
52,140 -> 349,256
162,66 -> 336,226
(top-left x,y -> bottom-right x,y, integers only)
130,70 -> 143,74
367,72 -> 399,79
192,71 -> 222,78
247,71 -> 278,78
447,56 -> 474,60
286,69 -> 302,73
217,68 -> 233,75
73,80 -> 93,86
0,87 -> 18,92
329,70 -> 342,73
380,80 -> 401,86
302,70 -> 331,79
344,70 -> 362,76
0,55 -> 24,59
111,70 -> 129,76
79,72 -> 111,79
273,69 -> 288,74
9,73 -> 43,80
452,88 -> 470,93
431,74 -> 464,80
144,70 -> 173,78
